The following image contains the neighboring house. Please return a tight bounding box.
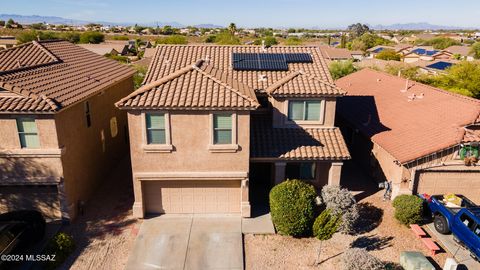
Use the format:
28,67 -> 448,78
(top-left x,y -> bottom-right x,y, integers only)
78,43 -> 129,56
355,58 -> 409,72
366,46 -> 395,58
415,60 -> 456,75
403,47 -> 439,63
414,33 -> 437,41
319,46 -> 363,61
0,40 -> 135,220
444,45 -> 475,61
336,69 -> 480,202
0,36 -> 17,50
391,35 -> 406,44
116,45 -> 350,218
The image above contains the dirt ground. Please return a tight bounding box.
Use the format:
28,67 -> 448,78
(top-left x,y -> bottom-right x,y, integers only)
245,162 -> 449,270
58,158 -> 140,270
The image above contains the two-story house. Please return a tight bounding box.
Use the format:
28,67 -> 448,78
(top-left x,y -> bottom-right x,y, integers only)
0,40 -> 135,220
116,45 -> 350,218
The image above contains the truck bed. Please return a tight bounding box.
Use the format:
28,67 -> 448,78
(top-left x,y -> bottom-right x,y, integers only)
431,195 -> 478,214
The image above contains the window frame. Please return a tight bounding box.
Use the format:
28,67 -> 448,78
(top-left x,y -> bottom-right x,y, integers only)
209,112 -> 238,152
285,162 -> 317,181
286,99 -> 325,124
16,117 -> 40,149
142,112 -> 173,153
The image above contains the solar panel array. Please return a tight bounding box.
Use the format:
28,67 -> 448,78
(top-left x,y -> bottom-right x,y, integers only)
411,48 -> 439,56
232,53 -> 313,71
426,61 -> 453,71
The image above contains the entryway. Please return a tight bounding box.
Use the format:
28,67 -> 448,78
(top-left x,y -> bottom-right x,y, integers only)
249,162 -> 273,216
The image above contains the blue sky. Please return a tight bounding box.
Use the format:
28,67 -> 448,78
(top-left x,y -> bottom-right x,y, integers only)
2,0 -> 480,28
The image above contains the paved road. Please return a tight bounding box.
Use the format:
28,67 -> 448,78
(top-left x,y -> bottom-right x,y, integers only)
426,223 -> 479,269
126,215 -> 243,270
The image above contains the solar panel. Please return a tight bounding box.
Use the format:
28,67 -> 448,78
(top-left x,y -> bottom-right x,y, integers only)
232,53 -> 312,71
426,61 -> 453,70
373,48 -> 384,53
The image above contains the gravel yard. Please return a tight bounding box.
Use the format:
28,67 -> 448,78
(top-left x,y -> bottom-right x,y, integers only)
58,158 -> 140,270
245,163 -> 449,270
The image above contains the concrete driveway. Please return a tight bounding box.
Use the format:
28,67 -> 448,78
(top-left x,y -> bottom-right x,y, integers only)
126,215 -> 243,270
426,223 -> 480,269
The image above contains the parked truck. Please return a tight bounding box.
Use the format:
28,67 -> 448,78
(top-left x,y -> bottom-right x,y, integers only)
424,194 -> 480,260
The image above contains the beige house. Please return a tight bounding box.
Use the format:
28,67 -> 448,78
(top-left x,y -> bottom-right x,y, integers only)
0,40 -> 135,220
337,69 -> 480,203
116,45 -> 350,218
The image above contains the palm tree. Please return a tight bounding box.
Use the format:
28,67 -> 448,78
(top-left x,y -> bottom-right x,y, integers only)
228,23 -> 237,36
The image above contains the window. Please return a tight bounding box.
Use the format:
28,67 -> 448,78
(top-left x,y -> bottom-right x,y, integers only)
286,163 -> 316,180
84,101 -> 91,128
460,213 -> 476,230
16,118 -> 40,148
146,113 -> 166,144
474,224 -> 480,238
213,114 -> 232,145
288,100 -> 321,121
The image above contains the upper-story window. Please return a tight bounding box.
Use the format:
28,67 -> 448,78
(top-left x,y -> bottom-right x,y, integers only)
16,118 -> 40,148
213,113 -> 233,145
288,100 -> 321,121
146,113 -> 166,144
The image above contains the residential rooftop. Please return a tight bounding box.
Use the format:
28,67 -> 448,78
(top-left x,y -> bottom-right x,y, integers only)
336,68 -> 480,164
0,40 -> 135,113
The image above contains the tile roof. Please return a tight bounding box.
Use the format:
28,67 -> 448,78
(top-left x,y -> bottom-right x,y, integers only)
463,126 -> 480,143
0,40 -> 135,113
78,43 -> 128,56
445,45 -> 473,57
116,60 -> 259,110
120,45 -> 338,107
336,69 -> 480,164
250,117 -> 350,160
266,70 -> 345,97
319,46 -> 359,60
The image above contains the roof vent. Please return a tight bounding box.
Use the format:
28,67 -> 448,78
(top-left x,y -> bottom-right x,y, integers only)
401,79 -> 409,93
258,74 -> 267,82
417,93 -> 424,99
205,55 -> 211,64
376,78 -> 381,82
407,93 -> 416,102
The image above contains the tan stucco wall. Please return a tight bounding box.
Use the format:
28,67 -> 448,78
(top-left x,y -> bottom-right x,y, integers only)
0,115 -> 63,181
270,97 -> 337,128
127,110 -> 251,217
56,77 -> 133,220
128,111 -> 250,173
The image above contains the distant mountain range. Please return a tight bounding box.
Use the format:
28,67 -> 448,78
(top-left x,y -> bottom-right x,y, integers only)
0,14 -> 475,30
370,22 -> 473,30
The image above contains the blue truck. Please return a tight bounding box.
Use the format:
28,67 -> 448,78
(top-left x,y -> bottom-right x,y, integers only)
425,194 -> 480,260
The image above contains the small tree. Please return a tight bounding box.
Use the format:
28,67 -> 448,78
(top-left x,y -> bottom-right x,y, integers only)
79,31 -> 104,44
215,31 -> 241,45
375,50 -> 401,61
342,248 -> 384,270
228,23 -> 237,36
471,42 -> 480,59
321,185 -> 359,234
313,209 -> 342,265
329,60 -> 356,80
254,36 -> 278,47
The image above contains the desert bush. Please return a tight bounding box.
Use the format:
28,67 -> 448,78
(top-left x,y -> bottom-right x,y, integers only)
312,209 -> 341,240
392,194 -> 423,225
269,179 -> 317,237
156,35 -> 188,45
321,185 -> 359,234
342,248 -> 384,270
44,232 -> 75,270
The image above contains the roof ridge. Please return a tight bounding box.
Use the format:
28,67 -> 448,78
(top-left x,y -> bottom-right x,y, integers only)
115,62 -> 195,107
32,41 -> 60,62
361,68 -> 480,105
266,70 -> 302,94
194,64 -> 259,106
39,94 -> 60,111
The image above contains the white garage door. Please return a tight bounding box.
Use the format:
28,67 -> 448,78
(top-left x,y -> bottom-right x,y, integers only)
144,180 -> 241,214
416,171 -> 480,204
0,185 -> 61,219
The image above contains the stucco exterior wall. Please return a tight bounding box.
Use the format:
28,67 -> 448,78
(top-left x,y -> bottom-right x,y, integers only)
270,97 -> 337,128
55,77 -> 133,219
0,115 -> 63,182
128,111 -> 251,173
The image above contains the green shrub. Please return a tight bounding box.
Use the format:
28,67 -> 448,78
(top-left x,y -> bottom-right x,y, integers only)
392,195 -> 423,225
44,232 -> 75,270
254,36 -> 278,47
313,209 -> 341,240
79,31 -> 104,44
156,35 -> 188,45
285,36 -> 303,45
269,179 -> 317,236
